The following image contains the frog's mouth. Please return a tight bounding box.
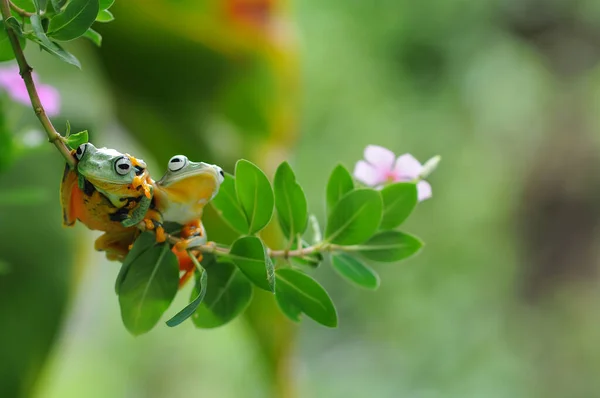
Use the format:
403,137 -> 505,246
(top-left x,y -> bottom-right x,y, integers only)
162,173 -> 220,204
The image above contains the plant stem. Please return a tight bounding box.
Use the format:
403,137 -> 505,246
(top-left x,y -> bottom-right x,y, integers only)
9,1 -> 33,17
0,0 -> 75,168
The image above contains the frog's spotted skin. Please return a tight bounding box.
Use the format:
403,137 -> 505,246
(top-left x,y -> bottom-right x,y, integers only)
60,143 -> 158,261
154,155 -> 224,287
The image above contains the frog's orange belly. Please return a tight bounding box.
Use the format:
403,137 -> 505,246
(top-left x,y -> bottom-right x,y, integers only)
71,185 -> 127,232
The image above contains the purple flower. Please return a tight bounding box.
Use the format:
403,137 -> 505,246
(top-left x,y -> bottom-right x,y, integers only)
0,64 -> 60,116
353,145 -> 433,201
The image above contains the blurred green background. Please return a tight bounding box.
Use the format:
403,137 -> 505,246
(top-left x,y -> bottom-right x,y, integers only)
3,0 -> 600,397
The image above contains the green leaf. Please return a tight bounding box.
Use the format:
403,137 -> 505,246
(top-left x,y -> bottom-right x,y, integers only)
274,161 -> 308,240
357,230 -> 423,262
192,259 -> 253,328
48,0 -> 100,42
118,242 -> 179,336
380,183 -> 418,230
65,130 -> 88,149
228,236 -> 275,292
99,0 -> 114,9
211,173 -> 249,234
95,9 -> 114,22
114,232 -> 155,294
33,0 -> 48,13
166,257 -> 207,327
326,164 -> 354,215
28,15 -> 81,68
331,253 -> 379,290
275,289 -> 302,322
0,20 -> 26,62
325,189 -> 383,245
275,268 -> 337,327
82,27 -> 101,46
235,159 -> 274,234
50,0 -> 67,12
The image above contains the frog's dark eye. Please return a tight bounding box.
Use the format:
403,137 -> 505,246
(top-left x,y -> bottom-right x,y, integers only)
75,143 -> 87,160
115,157 -> 132,176
168,155 -> 187,172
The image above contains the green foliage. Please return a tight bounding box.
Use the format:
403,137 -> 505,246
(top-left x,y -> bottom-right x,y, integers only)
275,268 -> 337,327
274,161 -> 308,241
326,164 -> 354,214
228,235 -> 275,292
325,189 -> 383,245
235,159 -> 274,234
166,257 -> 206,327
331,253 -> 379,290
380,182 -> 418,230
95,9 -> 113,22
28,14 -> 81,68
82,27 -> 101,46
210,173 -> 249,234
47,0 -> 99,41
65,129 -> 88,149
118,240 -> 179,335
358,231 -> 423,262
0,20 -> 25,62
192,258 -> 253,328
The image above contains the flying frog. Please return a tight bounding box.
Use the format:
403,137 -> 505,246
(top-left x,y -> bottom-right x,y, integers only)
153,155 -> 224,287
60,143 -> 157,260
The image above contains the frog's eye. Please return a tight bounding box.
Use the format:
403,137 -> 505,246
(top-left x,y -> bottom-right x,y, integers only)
168,155 -> 188,172
115,157 -> 133,176
75,143 -> 87,160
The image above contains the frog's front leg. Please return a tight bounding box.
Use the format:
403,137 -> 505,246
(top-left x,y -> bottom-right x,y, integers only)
174,220 -> 206,252
141,209 -> 166,243
172,248 -> 201,289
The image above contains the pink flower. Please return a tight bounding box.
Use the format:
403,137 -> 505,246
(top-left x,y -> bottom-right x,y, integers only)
353,145 -> 433,201
0,64 -> 60,116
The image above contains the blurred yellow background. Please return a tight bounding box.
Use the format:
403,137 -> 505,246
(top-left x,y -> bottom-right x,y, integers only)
3,0 -> 600,397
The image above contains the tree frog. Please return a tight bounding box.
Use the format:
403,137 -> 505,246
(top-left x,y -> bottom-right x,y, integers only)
60,143 -> 156,260
153,155 -> 225,286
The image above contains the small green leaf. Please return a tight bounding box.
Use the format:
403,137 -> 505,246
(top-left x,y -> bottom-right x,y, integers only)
50,0 -> 67,12
211,173 -> 249,234
275,268 -> 337,327
276,290 -> 302,322
166,256 -> 207,327
325,189 -> 383,245
357,230 -> 423,262
380,183 -> 417,230
193,259 -> 253,328
274,162 -> 308,240
229,236 -> 275,292
99,0 -> 114,9
0,20 -> 26,62
326,164 -> 354,215
65,130 -> 88,149
82,28 -> 101,46
95,8 -> 114,22
118,242 -> 179,336
33,0 -> 48,13
114,232 -> 155,294
48,0 -> 100,41
331,253 -> 379,290
235,159 -> 274,234
28,15 -> 81,68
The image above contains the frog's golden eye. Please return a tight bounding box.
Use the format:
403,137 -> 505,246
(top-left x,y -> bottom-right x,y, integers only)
75,143 -> 87,160
115,156 -> 133,176
168,155 -> 187,172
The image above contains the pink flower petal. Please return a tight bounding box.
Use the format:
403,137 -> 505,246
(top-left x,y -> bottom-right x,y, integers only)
354,160 -> 386,186
417,180 -> 432,201
364,145 -> 396,171
37,84 -> 61,116
0,66 -> 61,116
394,153 -> 423,180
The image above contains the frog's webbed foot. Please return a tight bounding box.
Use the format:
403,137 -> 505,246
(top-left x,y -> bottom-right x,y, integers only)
95,230 -> 139,262
141,209 -> 166,243
173,220 -> 206,252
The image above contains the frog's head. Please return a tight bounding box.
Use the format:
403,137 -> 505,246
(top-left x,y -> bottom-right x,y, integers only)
157,155 -> 224,205
74,143 -> 152,205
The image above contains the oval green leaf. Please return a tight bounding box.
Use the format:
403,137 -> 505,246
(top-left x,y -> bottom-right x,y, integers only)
114,231 -> 155,294
380,183 -> 417,230
276,290 -> 302,322
193,260 -> 253,328
325,189 -> 383,245
358,230 -> 423,262
65,130 -> 88,149
28,15 -> 81,68
82,28 -> 102,46
99,0 -> 114,9
211,173 -> 249,234
331,253 -> 379,290
118,242 -> 179,336
166,263 -> 207,327
229,236 -> 275,292
95,8 -> 114,22
326,164 -> 354,214
274,161 -> 308,241
48,0 -> 100,42
275,268 -> 337,327
235,159 -> 274,234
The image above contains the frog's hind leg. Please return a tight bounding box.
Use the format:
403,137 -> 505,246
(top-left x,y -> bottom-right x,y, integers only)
174,220 -> 206,252
95,229 -> 139,262
173,248 -> 200,289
